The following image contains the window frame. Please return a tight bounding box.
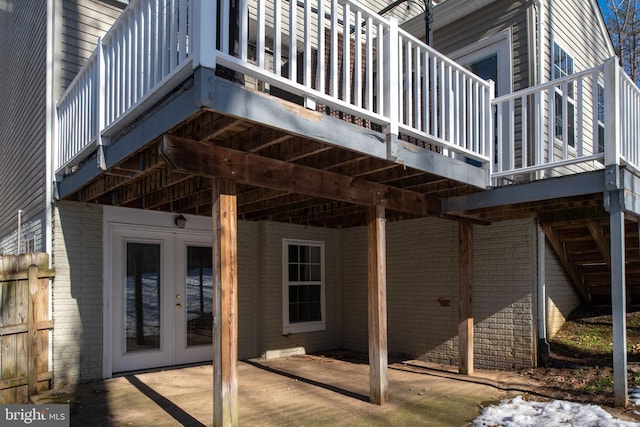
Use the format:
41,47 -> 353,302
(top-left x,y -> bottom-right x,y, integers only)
551,40 -> 576,148
282,239 -> 326,334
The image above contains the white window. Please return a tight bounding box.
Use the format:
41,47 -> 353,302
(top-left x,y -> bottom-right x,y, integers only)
552,41 -> 576,147
282,239 -> 325,334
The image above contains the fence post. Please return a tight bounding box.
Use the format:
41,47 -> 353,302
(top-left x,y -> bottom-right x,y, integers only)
27,265 -> 38,397
604,57 -> 620,166
192,0 -> 218,69
383,18 -> 399,159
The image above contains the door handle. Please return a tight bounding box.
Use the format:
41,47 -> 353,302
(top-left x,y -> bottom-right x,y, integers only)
176,303 -> 182,309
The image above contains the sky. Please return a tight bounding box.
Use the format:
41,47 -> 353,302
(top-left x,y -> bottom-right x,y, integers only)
473,395 -> 640,426
598,0 -> 612,18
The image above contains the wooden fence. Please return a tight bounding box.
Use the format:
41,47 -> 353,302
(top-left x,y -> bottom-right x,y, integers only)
0,253 -> 54,403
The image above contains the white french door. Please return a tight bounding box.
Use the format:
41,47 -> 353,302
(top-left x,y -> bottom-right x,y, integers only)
111,227 -> 213,373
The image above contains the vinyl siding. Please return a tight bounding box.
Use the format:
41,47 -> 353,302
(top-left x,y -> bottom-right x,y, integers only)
56,0 -> 125,98
434,0 -> 529,92
0,1 -> 126,251
0,1 -> 47,249
541,0 -> 612,176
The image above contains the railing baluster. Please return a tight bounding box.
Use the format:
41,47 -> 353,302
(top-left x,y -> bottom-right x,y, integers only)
508,98 -> 515,171
431,55 -> 437,137
342,2 -> 350,103
404,40 -> 412,127
376,22 -> 384,114
521,95 -> 528,168
317,0 -> 325,94
256,0 -> 266,68
220,0 -> 230,55
354,10 -> 362,107
179,0 -> 187,62
330,0 -> 338,97
273,0 -> 282,75
422,51 -> 428,134
239,0 -> 248,62
289,0 -> 297,84
577,78 -> 583,157
561,83 -> 568,160
496,102 -> 503,173
365,17 -> 373,111
547,86 -> 554,165
413,46 -> 421,130
304,0 -> 312,88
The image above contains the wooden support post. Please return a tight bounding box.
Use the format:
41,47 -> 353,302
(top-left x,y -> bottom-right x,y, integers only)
610,190 -> 628,407
367,205 -> 388,405
212,178 -> 239,426
27,265 -> 38,397
458,221 -> 474,375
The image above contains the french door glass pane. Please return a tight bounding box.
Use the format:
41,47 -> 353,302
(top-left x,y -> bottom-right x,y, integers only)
186,246 -> 213,347
126,242 -> 161,352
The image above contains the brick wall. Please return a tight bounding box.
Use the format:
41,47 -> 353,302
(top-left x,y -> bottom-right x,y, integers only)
52,201 -> 103,386
474,219 -> 536,369
342,217 -> 538,369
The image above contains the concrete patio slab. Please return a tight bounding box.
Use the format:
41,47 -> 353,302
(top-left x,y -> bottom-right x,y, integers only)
32,355 -> 530,426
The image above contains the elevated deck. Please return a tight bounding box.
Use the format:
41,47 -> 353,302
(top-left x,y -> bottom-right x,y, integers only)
55,0 -> 640,298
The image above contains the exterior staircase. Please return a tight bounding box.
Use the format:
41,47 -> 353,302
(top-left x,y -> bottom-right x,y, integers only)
542,219 -> 640,305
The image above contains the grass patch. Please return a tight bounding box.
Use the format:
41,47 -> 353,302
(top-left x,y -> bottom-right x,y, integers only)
550,306 -> 640,364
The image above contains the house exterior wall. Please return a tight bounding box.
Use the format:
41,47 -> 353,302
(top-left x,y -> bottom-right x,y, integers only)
434,0 -> 530,92
341,217 -> 537,370
542,0 -> 615,176
50,204 -> 342,383
0,1 -> 47,253
473,219 -> 536,369
0,0 -> 126,253
55,0 -> 125,99
52,201 -> 104,387
545,240 -> 581,338
255,222 -> 342,357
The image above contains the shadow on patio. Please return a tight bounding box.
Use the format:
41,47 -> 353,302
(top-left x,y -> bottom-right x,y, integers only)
32,355 -> 538,426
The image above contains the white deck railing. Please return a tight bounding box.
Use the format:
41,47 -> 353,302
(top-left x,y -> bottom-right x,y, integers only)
55,0 -> 492,175
56,0 -> 639,189
491,57 -> 640,182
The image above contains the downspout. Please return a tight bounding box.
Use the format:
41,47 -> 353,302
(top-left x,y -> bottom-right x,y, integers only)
45,0 -> 54,266
46,0 -> 55,374
537,222 -> 550,366
533,0 -> 550,366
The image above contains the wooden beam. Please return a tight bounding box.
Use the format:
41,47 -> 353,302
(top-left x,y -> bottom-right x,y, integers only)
458,221 -> 474,375
212,178 -> 239,426
367,205 -> 388,405
160,135 -> 441,216
540,224 -> 591,303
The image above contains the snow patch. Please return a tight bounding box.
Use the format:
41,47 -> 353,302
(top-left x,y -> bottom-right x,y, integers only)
473,396 -> 640,426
